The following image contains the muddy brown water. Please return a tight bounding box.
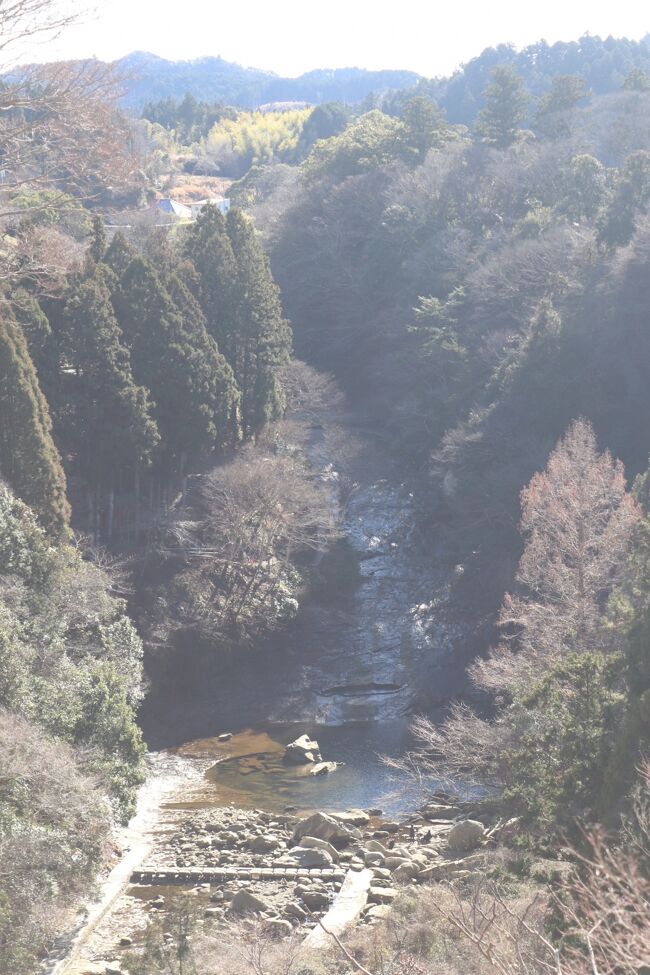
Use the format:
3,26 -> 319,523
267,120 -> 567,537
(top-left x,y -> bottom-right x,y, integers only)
164,720 -> 420,816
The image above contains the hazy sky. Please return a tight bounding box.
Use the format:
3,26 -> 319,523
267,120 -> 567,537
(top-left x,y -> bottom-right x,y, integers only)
24,0 -> 650,76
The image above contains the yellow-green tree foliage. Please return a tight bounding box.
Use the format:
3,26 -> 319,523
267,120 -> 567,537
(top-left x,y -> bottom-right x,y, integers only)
205,109 -> 311,176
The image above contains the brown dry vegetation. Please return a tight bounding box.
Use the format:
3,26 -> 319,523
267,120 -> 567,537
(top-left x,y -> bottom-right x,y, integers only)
160,174 -> 233,203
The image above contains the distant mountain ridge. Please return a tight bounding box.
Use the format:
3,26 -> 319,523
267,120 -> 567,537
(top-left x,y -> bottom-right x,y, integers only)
22,34 -> 650,117
113,51 -> 422,109
427,33 -> 650,125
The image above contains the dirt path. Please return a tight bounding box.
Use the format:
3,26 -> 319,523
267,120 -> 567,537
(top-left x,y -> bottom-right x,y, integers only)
46,755 -> 204,975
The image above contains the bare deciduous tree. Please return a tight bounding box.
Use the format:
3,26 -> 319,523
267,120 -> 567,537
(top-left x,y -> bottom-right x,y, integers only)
557,760 -> 650,975
0,0 -> 83,61
160,440 -> 339,646
472,418 -> 640,696
394,421 -> 640,799
0,1 -> 140,290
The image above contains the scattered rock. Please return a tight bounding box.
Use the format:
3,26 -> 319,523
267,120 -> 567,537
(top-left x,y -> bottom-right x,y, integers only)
218,830 -> 239,844
310,761 -> 340,776
385,855 -> 411,870
373,867 -> 392,879
447,820 -> 486,852
285,902 -> 308,920
364,903 -> 391,920
365,839 -> 389,855
249,834 -> 281,853
368,886 -> 397,903
284,734 -> 322,765
418,855 -> 484,881
230,889 -> 271,915
302,889 -> 331,910
422,803 -> 459,820
118,936 -> 133,947
381,821 -> 401,833
366,808 -> 383,817
266,918 -> 293,938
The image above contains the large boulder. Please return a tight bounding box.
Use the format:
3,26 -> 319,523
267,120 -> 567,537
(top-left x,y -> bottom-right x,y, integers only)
293,811 -> 361,847
289,846 -> 334,868
368,886 -> 397,903
332,809 -> 370,827
229,889 -> 270,915
299,835 -> 340,861
385,855 -> 412,870
284,734 -> 321,765
392,862 -> 419,882
446,820 -> 486,852
365,839 -> 389,855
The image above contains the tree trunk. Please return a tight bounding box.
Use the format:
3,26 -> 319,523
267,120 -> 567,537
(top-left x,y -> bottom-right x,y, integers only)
134,465 -> 141,541
107,483 -> 115,541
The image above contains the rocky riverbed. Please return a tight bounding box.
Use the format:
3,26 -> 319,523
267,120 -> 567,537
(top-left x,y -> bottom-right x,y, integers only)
60,773 -> 503,975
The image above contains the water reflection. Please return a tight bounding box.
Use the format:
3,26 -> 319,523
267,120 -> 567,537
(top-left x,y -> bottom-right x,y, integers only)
166,721 -> 422,816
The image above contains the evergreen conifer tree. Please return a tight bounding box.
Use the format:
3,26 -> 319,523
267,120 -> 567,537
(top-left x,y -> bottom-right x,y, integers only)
476,65 -> 529,148
61,272 -> 160,520
104,232 -> 138,278
113,255 -> 239,471
0,312 -> 70,538
226,209 -> 292,432
185,206 -> 291,435
88,214 -> 108,265
11,289 -> 52,376
184,205 -> 239,361
166,272 -> 241,449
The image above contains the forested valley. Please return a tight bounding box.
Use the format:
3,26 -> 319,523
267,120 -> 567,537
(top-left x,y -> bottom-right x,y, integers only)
2,7 -> 650,974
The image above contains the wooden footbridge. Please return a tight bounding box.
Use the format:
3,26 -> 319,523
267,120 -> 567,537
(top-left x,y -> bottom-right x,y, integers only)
130,866 -> 347,885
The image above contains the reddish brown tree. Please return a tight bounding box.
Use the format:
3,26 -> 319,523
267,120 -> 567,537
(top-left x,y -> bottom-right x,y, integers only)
472,418 -> 641,695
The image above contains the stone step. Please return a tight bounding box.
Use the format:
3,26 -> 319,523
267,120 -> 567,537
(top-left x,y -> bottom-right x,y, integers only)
131,867 -> 347,885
